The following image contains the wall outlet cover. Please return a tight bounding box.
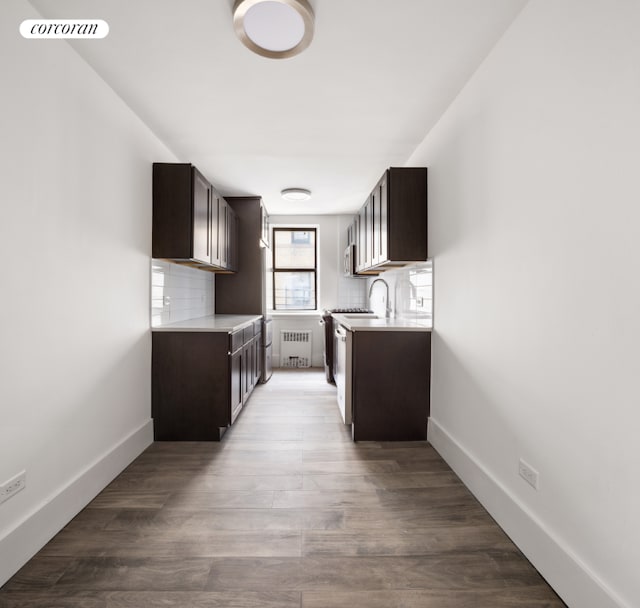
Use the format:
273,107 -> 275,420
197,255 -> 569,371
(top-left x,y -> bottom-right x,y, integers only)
0,471 -> 26,504
518,459 -> 539,490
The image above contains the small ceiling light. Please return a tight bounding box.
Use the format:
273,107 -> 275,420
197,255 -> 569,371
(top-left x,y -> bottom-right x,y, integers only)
281,188 -> 312,201
233,0 -> 315,59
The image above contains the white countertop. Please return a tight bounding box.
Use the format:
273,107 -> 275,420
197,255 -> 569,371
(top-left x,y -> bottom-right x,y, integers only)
151,314 -> 262,333
332,313 -> 432,332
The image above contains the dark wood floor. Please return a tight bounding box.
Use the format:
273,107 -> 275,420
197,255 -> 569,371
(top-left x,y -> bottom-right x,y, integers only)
0,369 -> 566,608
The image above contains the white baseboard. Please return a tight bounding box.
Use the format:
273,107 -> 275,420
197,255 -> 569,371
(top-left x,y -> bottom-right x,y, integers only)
427,418 -> 629,608
0,420 -> 153,587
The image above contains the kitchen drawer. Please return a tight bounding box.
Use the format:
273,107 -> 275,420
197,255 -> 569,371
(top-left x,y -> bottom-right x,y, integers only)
243,325 -> 254,344
253,318 -> 263,333
230,329 -> 244,353
263,319 -> 273,346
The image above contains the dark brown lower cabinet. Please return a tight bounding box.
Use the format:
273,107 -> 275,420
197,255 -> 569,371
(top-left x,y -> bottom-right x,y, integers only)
152,328 -> 258,441
242,339 -> 253,404
253,331 -> 262,386
351,330 -> 431,441
230,345 -> 243,425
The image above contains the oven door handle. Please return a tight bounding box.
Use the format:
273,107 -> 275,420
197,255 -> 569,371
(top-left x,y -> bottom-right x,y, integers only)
334,326 -> 347,341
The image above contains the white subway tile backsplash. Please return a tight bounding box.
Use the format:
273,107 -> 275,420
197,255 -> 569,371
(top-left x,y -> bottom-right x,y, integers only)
150,260 -> 215,326
336,276 -> 367,309
151,285 -> 165,300
151,272 -> 165,287
370,261 -> 433,324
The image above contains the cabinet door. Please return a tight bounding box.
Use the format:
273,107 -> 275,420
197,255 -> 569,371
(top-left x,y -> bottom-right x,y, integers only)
369,172 -> 389,266
230,348 -> 243,423
242,341 -> 253,403
249,338 -> 256,391
364,196 -> 373,269
387,167 -> 428,263
372,187 -> 380,266
218,199 -> 228,268
254,336 -> 261,386
228,206 -> 238,272
357,205 -> 366,271
251,338 -> 257,391
260,201 -> 270,247
192,169 -> 211,264
352,214 -> 360,270
377,173 -> 388,264
255,334 -> 263,385
210,188 -> 221,267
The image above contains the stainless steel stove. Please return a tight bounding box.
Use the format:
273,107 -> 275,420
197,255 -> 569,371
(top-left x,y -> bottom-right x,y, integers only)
320,308 -> 372,384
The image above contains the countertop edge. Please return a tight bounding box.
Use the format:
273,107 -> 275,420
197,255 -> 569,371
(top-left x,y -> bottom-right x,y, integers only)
332,313 -> 432,332
151,314 -> 263,333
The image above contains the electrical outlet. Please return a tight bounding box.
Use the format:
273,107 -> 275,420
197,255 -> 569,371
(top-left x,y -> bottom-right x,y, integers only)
163,296 -> 171,307
0,471 -> 26,504
518,459 -> 539,490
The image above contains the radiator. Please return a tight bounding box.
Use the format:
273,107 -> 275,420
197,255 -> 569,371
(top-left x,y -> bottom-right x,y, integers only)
279,330 -> 312,368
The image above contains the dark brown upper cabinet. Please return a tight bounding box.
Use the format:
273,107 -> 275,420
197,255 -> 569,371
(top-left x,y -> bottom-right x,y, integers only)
152,162 -> 236,272
357,195 -> 373,272
215,197 -> 239,274
215,196 -> 267,315
353,167 -> 427,275
260,200 -> 270,248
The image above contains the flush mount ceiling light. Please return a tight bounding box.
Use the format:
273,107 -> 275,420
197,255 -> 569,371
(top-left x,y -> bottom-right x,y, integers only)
281,188 -> 312,201
233,0 -> 315,59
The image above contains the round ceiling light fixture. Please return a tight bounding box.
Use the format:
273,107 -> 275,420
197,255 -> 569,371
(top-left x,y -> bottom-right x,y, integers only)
233,0 -> 315,59
281,188 -> 312,201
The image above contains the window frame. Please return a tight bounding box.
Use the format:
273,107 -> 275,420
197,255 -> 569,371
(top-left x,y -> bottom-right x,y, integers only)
272,227 -> 318,311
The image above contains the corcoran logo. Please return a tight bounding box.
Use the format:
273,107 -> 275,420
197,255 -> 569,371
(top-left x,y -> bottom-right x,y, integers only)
20,19 -> 109,39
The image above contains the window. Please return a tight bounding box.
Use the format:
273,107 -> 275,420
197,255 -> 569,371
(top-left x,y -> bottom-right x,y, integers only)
272,228 -> 317,310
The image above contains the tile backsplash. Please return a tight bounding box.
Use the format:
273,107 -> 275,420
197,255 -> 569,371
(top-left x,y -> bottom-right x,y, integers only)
369,260 -> 433,324
400,261 -> 433,321
336,275 -> 368,310
151,260 -> 215,326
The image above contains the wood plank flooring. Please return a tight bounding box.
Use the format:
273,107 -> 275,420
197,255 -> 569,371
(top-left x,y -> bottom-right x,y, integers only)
0,369 -> 566,608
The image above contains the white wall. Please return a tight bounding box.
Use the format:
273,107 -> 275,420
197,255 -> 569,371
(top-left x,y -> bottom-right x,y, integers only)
0,0 -> 177,585
269,214 -> 366,367
408,1 -> 640,606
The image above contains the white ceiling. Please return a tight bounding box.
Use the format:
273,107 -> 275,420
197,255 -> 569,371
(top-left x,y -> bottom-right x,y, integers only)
28,0 -> 527,215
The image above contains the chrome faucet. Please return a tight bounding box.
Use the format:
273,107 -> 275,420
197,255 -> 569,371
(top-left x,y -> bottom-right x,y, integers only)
368,278 -> 392,318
